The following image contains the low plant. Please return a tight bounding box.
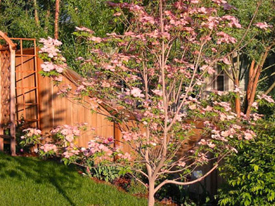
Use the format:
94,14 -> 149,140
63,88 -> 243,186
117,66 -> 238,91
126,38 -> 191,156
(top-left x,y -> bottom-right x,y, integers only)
89,163 -> 122,182
20,124 -> 132,182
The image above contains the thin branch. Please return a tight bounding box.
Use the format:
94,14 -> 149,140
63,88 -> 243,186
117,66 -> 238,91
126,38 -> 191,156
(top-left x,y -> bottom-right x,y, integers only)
261,63 -> 275,73
167,42 -> 206,132
131,169 -> 149,179
130,174 -> 148,188
154,163 -> 218,193
265,81 -> 275,95
259,71 -> 275,83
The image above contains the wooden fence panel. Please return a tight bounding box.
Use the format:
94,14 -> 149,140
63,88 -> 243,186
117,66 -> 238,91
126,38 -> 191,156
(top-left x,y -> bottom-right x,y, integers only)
37,64 -> 115,147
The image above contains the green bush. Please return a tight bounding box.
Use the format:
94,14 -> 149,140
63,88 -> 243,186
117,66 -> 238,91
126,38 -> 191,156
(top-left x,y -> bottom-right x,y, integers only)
218,121 -> 275,206
90,164 -> 121,182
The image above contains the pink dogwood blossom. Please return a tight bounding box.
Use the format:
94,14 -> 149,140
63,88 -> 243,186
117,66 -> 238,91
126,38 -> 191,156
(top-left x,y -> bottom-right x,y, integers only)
130,87 -> 145,98
217,32 -> 237,44
41,144 -> 57,153
254,22 -> 272,30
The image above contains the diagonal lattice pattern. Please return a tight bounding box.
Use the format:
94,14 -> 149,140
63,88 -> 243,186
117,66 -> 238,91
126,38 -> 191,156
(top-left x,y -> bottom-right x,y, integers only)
1,49 -> 11,125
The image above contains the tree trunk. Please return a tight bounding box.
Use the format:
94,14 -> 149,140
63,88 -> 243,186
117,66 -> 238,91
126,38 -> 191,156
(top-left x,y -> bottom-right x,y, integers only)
34,0 -> 40,27
234,78 -> 241,118
245,48 -> 270,118
245,60 -> 255,107
148,180 -> 155,206
246,65 -> 260,118
44,9 -> 51,34
44,0 -> 51,34
54,0 -> 60,39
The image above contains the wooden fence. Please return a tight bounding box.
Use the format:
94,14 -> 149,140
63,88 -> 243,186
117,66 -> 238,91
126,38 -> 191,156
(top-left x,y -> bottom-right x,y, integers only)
15,49 -> 117,147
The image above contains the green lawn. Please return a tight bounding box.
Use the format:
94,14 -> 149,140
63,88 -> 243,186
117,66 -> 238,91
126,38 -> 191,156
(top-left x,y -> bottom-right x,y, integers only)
0,153 -> 147,206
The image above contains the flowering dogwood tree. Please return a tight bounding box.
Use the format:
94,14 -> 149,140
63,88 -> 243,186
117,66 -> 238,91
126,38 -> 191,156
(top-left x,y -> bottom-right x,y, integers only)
21,1 -> 273,205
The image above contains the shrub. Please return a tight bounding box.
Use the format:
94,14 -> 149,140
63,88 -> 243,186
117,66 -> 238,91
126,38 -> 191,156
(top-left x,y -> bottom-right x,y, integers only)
89,163 -> 122,182
218,120 -> 275,206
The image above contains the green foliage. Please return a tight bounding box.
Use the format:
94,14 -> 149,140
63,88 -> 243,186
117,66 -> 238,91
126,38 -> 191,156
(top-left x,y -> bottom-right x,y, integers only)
227,0 -> 275,62
127,179 -> 147,195
86,159 -> 132,182
0,0 -> 122,75
90,164 -> 122,182
257,98 -> 275,119
155,181 -> 214,206
62,0 -> 116,37
59,0 -> 126,74
0,0 -> 49,38
218,121 -> 275,206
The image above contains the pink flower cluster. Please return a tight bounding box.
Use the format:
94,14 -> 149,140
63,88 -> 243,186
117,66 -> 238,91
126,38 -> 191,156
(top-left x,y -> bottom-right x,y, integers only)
75,26 -> 94,34
39,37 -> 68,82
39,37 -> 62,58
222,15 -> 241,28
214,101 -> 232,112
40,143 -> 58,153
197,152 -> 208,163
125,87 -> 145,98
211,129 -> 228,142
88,36 -> 103,43
84,139 -> 113,156
200,65 -> 216,75
212,0 -> 227,5
21,128 -> 41,140
117,152 -> 131,161
251,113 -> 263,121
217,32 -> 236,44
211,126 -> 256,143
201,17 -> 220,30
63,148 -> 79,158
198,139 -> 216,148
41,62 -> 65,73
257,94 -> 275,103
75,85 -> 87,95
21,128 -> 41,139
52,125 -> 81,143
254,22 -> 273,30
108,2 -> 155,25
243,130 -> 256,140
201,14 -> 241,31
122,131 -> 139,141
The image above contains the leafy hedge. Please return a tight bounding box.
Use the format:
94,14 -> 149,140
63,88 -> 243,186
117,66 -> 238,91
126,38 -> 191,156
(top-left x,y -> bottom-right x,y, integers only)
218,121 -> 275,206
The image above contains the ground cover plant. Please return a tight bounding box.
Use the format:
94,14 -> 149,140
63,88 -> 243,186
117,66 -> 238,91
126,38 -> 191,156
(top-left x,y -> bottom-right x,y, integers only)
0,152 -> 147,206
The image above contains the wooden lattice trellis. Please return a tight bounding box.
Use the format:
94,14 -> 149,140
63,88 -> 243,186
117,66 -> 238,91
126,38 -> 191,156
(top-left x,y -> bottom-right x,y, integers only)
0,31 -> 16,155
14,38 -> 40,130
0,32 -> 41,156
1,50 -> 11,125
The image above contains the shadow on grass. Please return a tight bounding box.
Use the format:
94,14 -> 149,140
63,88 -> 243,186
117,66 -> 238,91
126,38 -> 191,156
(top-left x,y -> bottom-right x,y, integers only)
0,153 -> 80,206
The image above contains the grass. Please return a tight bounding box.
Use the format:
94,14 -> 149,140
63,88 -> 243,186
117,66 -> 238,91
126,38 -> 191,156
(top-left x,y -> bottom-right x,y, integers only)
0,153 -> 147,206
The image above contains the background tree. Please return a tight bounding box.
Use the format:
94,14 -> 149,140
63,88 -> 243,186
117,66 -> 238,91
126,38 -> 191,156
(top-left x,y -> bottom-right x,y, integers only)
216,0 -> 275,118
54,0 -> 60,39
0,0 -> 121,76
